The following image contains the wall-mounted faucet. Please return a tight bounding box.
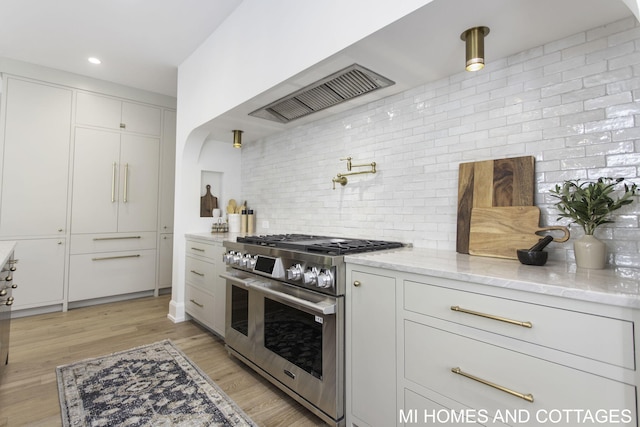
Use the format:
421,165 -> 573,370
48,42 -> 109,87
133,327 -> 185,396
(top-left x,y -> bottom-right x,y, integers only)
332,156 -> 377,189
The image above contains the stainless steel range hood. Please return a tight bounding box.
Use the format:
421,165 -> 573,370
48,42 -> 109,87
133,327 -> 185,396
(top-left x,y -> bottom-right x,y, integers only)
249,64 -> 395,123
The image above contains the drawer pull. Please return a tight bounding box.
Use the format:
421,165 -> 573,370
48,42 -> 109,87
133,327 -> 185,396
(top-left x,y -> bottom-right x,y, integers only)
451,367 -> 534,403
190,270 -> 205,277
450,305 -> 532,328
190,247 -> 205,252
190,299 -> 204,308
92,254 -> 141,261
93,236 -> 142,241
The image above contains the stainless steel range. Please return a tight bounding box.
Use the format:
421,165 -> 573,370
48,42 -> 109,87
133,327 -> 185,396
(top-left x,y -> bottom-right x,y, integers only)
221,234 -> 402,426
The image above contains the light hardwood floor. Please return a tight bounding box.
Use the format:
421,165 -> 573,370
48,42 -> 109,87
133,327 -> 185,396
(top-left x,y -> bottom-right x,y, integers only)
0,295 -> 327,426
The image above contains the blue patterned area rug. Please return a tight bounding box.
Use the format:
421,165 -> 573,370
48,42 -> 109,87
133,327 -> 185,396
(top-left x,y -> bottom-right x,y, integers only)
56,340 -> 256,427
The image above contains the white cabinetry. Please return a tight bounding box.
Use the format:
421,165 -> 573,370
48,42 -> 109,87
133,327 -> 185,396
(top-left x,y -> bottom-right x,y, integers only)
68,233 -> 157,302
0,77 -> 71,313
399,277 -> 637,426
76,92 -> 161,136
184,239 -> 225,336
346,267 -> 397,427
11,238 -> 66,310
0,77 -> 72,237
0,71 -> 174,313
71,128 -> 159,233
344,262 -> 639,427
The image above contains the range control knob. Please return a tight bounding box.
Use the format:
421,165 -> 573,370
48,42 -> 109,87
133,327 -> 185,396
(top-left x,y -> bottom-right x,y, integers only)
240,254 -> 253,267
286,264 -> 304,281
231,252 -> 243,265
247,256 -> 257,269
223,251 -> 236,264
303,267 -> 319,285
317,269 -> 334,289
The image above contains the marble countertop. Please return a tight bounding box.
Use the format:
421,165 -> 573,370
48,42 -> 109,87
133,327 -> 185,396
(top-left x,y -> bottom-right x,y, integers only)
345,247 -> 640,309
0,241 -> 16,267
183,232 -> 640,309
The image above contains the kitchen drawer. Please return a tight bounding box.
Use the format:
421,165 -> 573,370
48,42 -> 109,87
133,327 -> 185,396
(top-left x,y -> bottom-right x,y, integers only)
402,388 -> 501,426
70,232 -> 157,254
185,256 -> 216,292
404,280 -> 635,369
185,240 -> 221,260
404,320 -> 637,426
186,284 -> 215,328
68,249 -> 156,301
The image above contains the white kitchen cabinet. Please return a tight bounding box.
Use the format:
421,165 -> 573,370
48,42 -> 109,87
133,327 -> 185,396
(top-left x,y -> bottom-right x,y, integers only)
344,261 -> 639,427
184,239 -> 226,336
158,233 -> 173,290
76,91 -> 161,136
10,238 -> 66,311
68,249 -> 156,302
346,266 -> 397,427
0,77 -> 72,237
71,127 -> 159,234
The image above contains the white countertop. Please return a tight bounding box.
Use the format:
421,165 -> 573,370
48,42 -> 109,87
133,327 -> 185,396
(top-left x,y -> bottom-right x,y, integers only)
0,241 -> 16,267
345,247 -> 640,310
185,233 -> 640,310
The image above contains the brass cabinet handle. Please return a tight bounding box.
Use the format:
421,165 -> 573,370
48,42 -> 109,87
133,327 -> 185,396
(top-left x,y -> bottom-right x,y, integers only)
451,367 -> 534,403
93,236 -> 142,241
123,163 -> 129,203
450,305 -> 532,328
190,270 -> 205,277
189,299 -> 204,308
353,280 -> 361,287
111,162 -> 117,202
190,247 -> 205,252
92,254 -> 141,261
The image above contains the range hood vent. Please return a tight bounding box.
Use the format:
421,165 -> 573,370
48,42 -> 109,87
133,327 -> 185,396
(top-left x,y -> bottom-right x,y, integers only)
249,64 -> 395,123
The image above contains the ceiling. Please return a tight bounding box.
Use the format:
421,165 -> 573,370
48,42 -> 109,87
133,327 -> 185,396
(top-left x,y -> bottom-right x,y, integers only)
200,0 -> 635,143
0,0 -> 243,97
0,0 -> 635,142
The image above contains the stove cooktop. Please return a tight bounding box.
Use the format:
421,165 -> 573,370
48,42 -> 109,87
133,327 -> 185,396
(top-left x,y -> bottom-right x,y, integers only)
236,234 -> 403,255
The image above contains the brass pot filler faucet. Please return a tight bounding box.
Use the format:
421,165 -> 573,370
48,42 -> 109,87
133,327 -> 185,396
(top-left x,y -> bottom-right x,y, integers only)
332,156 -> 377,189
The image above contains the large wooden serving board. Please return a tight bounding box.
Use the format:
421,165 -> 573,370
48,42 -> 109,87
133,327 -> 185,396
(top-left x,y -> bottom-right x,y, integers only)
469,206 -> 570,259
456,156 -> 535,254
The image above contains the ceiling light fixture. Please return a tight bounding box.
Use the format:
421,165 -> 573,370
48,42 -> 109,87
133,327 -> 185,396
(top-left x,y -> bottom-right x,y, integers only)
88,57 -> 102,65
460,26 -> 490,72
232,130 -> 243,149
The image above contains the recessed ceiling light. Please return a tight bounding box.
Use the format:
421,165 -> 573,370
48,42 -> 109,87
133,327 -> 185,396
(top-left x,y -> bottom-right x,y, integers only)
88,57 -> 102,65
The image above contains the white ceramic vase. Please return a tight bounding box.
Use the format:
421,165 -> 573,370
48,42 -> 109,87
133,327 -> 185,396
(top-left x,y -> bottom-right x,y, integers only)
574,234 -> 606,269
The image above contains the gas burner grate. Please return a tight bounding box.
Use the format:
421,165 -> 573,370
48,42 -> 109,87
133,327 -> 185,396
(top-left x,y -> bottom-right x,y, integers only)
306,240 -> 403,255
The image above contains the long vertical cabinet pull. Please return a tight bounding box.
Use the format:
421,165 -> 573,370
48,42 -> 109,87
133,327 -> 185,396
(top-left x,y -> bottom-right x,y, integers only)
111,162 -> 117,202
123,163 -> 129,203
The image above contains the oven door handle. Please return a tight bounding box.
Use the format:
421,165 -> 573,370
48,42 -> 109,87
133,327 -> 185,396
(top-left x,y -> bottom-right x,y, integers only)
220,272 -> 337,315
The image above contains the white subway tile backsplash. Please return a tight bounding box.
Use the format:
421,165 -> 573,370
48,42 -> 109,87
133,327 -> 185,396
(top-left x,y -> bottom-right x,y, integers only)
241,17 -> 640,268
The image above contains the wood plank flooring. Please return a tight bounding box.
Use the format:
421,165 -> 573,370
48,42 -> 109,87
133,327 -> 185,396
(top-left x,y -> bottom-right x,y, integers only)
0,295 -> 327,426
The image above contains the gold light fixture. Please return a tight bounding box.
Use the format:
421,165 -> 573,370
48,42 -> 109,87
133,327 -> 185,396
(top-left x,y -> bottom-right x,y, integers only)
232,130 -> 243,149
460,26 -> 490,72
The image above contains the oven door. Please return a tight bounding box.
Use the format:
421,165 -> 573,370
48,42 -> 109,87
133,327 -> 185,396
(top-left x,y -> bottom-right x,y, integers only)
222,271 -> 344,422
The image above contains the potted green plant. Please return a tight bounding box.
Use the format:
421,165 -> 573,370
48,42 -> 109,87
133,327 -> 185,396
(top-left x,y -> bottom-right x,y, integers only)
550,177 -> 638,269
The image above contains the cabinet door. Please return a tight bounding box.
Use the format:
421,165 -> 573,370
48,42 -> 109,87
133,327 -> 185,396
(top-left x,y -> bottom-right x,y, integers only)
121,102 -> 161,136
117,134 -> 159,232
10,238 -> 65,310
159,110 -> 176,232
76,92 -> 122,130
0,78 -> 72,237
347,269 -> 396,427
71,128 -> 120,233
68,249 -> 156,301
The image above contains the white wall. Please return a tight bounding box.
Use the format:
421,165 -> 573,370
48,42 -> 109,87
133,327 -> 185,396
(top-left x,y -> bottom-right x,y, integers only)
241,17 -> 640,268
170,0 -> 433,321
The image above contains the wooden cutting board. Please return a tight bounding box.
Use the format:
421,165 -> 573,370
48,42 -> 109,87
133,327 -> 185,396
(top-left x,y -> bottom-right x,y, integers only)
457,156 -> 535,254
200,184 -> 218,217
469,206 -> 570,259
